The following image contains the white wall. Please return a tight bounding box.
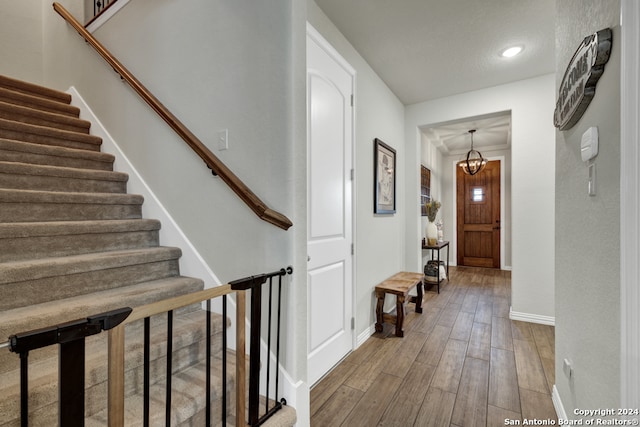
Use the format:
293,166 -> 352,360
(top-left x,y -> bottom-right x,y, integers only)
405,74 -> 556,322
420,132 -> 444,239
41,0 -> 305,388
0,0 -> 43,83
307,1 -> 406,340
554,0 -> 621,415
43,0 -> 296,287
420,133 -> 445,269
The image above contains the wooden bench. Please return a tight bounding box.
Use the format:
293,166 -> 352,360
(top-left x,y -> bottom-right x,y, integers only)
374,272 -> 424,337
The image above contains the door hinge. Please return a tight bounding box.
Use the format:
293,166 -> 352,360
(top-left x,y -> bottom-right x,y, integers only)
350,168 -> 354,181
351,243 -> 354,255
350,94 -> 354,107
351,317 -> 355,330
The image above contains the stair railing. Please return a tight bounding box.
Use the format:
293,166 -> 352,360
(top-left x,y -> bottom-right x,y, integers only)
106,284 -> 241,427
230,267 -> 293,426
90,0 -> 116,21
84,0 -> 119,28
6,266 -> 292,426
52,2 -> 293,231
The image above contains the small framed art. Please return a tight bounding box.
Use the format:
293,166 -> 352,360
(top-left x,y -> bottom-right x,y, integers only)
374,138 -> 396,214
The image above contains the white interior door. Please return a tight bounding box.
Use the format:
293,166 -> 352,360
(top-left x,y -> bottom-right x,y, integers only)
306,25 -> 354,386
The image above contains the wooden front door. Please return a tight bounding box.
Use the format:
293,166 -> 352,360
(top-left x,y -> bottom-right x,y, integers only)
456,160 -> 500,268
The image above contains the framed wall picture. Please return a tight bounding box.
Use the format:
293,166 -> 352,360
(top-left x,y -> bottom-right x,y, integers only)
374,138 -> 396,214
421,166 -> 431,216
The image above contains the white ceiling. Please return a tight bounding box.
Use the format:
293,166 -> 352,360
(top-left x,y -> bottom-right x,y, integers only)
421,111 -> 511,155
314,0 -> 556,105
313,0 -> 556,153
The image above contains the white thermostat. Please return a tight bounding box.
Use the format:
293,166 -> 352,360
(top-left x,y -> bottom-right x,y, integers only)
581,127 -> 599,161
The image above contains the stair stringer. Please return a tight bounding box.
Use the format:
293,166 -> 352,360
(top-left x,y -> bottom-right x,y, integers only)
69,87 -> 299,424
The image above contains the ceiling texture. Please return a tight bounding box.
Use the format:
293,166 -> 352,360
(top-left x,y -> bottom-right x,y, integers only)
421,111 -> 512,156
313,0 -> 557,152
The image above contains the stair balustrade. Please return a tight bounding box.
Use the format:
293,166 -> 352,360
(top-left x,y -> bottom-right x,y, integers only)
84,0 -> 118,28
92,0 -> 115,19
53,2 -> 293,231
5,267 -> 293,426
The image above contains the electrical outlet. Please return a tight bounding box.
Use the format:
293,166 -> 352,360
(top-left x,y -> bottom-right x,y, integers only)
217,129 -> 228,151
563,358 -> 573,379
588,163 -> 596,196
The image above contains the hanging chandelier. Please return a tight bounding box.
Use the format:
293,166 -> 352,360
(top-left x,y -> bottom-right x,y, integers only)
457,129 -> 487,176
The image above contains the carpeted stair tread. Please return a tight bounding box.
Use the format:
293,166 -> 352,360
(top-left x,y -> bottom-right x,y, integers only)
0,309 -> 228,424
1,308 -> 227,387
0,188 -> 143,222
0,75 -> 72,104
262,404 -> 297,427
0,218 -> 159,238
0,99 -> 90,134
0,86 -> 79,118
0,246 -> 182,285
0,160 -> 128,193
0,276 -> 206,377
0,247 -> 184,309
0,137 -> 114,171
0,219 -> 161,262
86,357 -> 233,427
0,160 -> 127,182
0,188 -> 141,204
0,276 -> 205,359
0,117 -> 102,151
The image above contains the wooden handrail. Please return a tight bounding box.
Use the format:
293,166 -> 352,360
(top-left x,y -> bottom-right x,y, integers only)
53,2 -> 292,230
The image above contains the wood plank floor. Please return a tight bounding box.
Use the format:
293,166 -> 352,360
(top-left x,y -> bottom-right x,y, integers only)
310,266 -> 557,427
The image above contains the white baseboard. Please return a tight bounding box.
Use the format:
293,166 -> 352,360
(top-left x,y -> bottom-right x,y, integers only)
357,324 -> 376,348
509,307 -> 555,326
282,378 -> 308,427
552,385 -> 568,421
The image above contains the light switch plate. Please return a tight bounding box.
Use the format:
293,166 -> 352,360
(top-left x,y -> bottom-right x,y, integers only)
217,129 -> 228,151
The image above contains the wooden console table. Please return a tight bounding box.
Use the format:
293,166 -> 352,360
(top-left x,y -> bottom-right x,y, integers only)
374,272 -> 424,337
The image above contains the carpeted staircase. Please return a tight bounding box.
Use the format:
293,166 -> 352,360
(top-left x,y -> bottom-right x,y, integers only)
0,75 -> 295,426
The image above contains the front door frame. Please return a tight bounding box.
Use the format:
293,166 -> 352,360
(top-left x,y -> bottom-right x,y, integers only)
452,155 -> 507,270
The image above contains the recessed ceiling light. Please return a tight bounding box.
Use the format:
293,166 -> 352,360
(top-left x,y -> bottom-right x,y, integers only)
501,46 -> 523,58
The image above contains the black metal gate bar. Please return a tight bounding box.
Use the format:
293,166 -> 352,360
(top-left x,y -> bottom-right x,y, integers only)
265,276 -> 274,415
165,310 -> 173,425
143,317 -> 150,427
58,337 -> 86,425
222,295 -> 228,427
248,279 -> 263,426
275,273 -> 284,408
20,352 -> 29,427
8,308 -> 131,427
206,300 -> 212,427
